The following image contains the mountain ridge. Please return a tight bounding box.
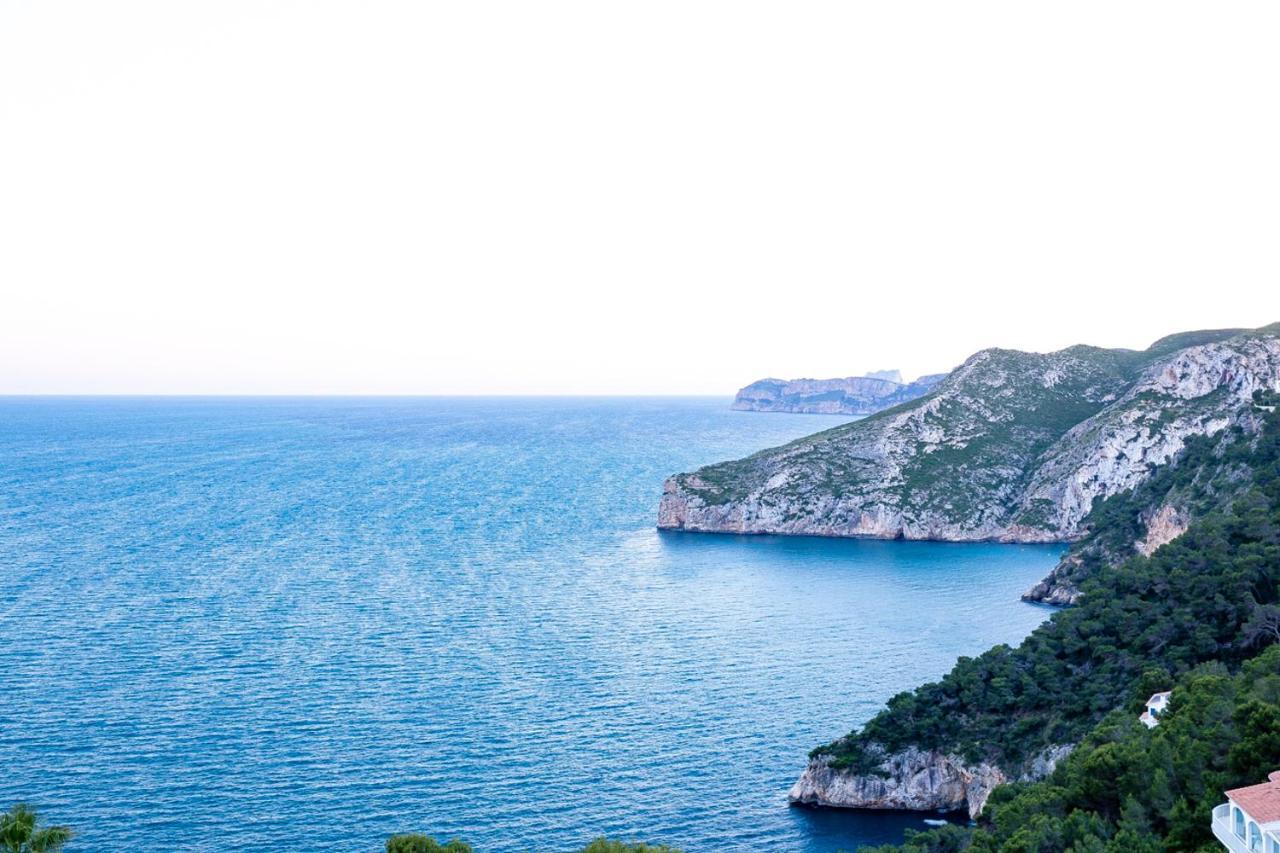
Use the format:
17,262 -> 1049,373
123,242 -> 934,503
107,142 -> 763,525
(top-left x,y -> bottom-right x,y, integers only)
660,326 -> 1280,556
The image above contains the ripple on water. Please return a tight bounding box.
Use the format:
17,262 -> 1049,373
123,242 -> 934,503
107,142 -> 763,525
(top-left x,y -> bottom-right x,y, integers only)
0,397 -> 1060,851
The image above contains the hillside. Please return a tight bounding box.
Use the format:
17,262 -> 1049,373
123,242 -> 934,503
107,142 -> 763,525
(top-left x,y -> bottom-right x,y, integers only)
864,645 -> 1280,852
840,395 -> 1280,849
732,372 -> 947,415
661,327 -> 1280,569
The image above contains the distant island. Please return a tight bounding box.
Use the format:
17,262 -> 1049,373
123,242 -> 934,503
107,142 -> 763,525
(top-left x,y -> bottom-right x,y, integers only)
731,371 -> 948,415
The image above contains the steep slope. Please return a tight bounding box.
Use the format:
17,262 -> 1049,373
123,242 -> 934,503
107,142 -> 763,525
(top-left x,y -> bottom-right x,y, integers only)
660,327 -> 1280,546
861,646 -> 1280,852
1023,420 -> 1261,604
791,396 -> 1280,824
732,372 -> 946,415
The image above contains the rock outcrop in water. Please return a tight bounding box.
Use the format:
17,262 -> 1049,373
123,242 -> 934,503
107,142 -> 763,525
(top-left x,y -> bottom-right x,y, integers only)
732,372 -> 947,415
662,326 -> 1280,551
788,745 -> 1073,818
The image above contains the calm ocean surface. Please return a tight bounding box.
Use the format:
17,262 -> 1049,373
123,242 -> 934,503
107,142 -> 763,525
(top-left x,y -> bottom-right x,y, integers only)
0,397 -> 1060,852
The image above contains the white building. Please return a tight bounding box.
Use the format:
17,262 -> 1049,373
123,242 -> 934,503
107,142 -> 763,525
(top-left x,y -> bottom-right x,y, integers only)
1139,691 -> 1171,728
1213,771 -> 1280,852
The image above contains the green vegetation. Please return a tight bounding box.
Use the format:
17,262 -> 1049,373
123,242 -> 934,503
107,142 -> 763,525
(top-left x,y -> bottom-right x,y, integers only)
384,835 -> 681,853
834,395 -> 1280,851
675,452 -> 761,505
386,834 -> 473,853
1135,327 -> 1248,363
861,646 -> 1280,852
818,400 -> 1280,772
1043,416 -> 1258,597
673,328 -> 1280,560
576,840 -> 683,853
0,805 -> 72,853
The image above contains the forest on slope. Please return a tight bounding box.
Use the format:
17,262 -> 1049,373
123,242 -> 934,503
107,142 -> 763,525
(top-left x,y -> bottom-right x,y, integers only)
840,391 -> 1280,851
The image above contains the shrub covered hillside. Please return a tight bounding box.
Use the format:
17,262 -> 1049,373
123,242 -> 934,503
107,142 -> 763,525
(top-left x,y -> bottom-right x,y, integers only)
1023,410 -> 1265,605
816,395 -> 1280,778
384,836 -> 680,853
836,395 -> 1280,851
862,646 -> 1280,852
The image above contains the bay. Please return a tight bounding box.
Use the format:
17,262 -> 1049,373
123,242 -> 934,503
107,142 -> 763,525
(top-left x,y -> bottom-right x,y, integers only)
0,397 -> 1059,851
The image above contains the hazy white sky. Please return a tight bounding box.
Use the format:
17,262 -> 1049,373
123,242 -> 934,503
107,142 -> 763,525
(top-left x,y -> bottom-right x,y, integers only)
2,2 -> 1277,395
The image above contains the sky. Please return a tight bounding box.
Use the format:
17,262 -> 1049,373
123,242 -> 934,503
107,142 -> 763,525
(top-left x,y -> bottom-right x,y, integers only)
1,2 -> 1277,395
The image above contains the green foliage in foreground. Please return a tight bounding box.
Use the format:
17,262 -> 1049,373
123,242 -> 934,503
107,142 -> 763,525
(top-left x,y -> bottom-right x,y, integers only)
817,402 -> 1280,772
386,834 -> 473,853
0,805 -> 72,853
860,645 -> 1280,852
576,840 -> 683,853
385,835 -> 681,853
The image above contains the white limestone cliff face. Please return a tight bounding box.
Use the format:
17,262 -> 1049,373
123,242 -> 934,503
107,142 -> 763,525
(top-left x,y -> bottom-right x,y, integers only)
661,332 -> 1280,546
1012,335 -> 1280,536
787,745 -> 1072,819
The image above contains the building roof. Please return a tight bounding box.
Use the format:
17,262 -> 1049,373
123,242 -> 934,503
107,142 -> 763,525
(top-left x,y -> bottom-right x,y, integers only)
1228,771 -> 1280,823
1148,691 -> 1171,703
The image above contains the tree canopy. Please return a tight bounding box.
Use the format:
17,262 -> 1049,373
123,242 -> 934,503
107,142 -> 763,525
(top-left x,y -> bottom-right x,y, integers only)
819,402 -> 1280,773
0,805 -> 72,853
857,396 -> 1280,850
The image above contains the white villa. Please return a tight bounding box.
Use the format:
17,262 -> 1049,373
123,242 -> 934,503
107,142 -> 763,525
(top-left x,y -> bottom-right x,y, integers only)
1139,691 -> 1171,728
1213,771 -> 1280,852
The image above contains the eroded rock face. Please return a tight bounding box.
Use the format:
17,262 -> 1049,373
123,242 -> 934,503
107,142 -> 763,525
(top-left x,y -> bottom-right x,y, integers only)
661,330 -> 1280,546
1022,502 -> 1196,604
1136,504 -> 1190,556
1021,566 -> 1085,606
788,744 -> 1071,819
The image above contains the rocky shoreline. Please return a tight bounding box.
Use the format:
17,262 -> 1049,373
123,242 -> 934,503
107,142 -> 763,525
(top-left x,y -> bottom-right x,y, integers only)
787,745 -> 1073,819
662,326 -> 1280,819
662,329 -> 1280,616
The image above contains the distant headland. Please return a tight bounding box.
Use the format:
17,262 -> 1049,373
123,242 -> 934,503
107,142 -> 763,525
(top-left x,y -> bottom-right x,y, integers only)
731,371 -> 948,415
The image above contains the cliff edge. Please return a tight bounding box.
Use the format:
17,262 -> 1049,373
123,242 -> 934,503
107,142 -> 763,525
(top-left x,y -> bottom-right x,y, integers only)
662,327 -> 1280,549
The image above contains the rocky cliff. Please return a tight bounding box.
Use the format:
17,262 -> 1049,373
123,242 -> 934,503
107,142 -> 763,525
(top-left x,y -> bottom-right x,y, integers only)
788,745 -> 1072,818
665,325 -> 1280,819
662,327 -> 1280,548
1021,407 -> 1263,605
731,372 -> 946,415
794,397 -> 1280,847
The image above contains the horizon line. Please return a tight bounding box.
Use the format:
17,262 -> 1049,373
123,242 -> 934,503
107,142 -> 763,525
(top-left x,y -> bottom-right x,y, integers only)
0,392 -> 742,399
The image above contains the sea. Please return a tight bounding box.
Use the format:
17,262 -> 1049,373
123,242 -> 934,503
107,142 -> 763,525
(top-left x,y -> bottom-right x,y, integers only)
0,397 -> 1061,851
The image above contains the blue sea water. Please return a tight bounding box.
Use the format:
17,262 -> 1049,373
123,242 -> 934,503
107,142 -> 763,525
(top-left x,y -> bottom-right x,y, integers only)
0,397 -> 1061,852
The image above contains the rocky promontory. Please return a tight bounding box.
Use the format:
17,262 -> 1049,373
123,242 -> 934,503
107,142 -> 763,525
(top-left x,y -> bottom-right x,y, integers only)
662,324 -> 1280,819
787,744 -> 1072,818
662,326 -> 1280,549
732,372 -> 947,415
